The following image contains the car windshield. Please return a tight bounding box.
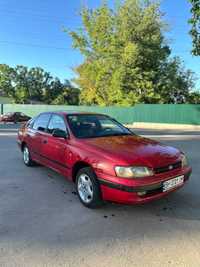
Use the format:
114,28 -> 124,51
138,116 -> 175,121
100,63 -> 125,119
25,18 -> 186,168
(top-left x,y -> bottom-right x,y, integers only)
67,114 -> 133,138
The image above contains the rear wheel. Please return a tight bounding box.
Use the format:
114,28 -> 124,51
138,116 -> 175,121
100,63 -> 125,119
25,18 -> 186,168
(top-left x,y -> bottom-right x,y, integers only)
23,145 -> 35,166
76,167 -> 103,208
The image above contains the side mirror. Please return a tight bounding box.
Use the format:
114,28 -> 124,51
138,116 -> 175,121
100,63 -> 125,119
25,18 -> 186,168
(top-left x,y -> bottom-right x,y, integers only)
38,126 -> 45,132
52,129 -> 68,139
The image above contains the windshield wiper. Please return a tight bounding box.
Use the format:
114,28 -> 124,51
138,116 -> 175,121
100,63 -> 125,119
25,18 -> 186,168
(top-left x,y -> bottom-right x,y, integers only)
112,133 -> 133,136
78,132 -> 134,139
95,132 -> 133,137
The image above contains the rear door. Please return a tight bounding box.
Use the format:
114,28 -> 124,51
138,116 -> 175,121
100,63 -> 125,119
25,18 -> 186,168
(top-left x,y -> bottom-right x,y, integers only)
27,113 -> 51,161
40,114 -> 70,175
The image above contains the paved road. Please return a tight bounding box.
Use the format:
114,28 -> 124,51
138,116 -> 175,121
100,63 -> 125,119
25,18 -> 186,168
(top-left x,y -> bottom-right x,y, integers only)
0,127 -> 200,267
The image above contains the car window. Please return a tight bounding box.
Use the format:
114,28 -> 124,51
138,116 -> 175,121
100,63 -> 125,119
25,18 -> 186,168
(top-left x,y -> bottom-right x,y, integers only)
99,118 -> 124,132
32,114 -> 51,132
47,115 -> 66,134
67,114 -> 132,138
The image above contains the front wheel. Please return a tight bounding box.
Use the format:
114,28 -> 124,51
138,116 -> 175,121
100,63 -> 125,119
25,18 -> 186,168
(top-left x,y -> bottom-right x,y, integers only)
23,145 -> 35,166
76,167 -> 103,208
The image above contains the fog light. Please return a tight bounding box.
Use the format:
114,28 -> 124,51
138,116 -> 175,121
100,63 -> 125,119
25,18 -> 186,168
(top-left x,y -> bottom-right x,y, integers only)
137,191 -> 146,196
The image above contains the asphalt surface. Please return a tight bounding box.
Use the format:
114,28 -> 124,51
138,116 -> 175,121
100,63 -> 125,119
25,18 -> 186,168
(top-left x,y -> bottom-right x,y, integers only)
0,125 -> 200,267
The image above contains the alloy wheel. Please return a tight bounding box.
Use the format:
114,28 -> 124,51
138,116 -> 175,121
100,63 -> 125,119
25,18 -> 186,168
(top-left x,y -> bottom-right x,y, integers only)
23,147 -> 30,164
77,173 -> 94,204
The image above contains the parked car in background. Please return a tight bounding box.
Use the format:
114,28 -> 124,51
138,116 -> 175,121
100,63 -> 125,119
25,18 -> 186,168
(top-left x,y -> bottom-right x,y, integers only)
0,112 -> 31,123
17,111 -> 192,208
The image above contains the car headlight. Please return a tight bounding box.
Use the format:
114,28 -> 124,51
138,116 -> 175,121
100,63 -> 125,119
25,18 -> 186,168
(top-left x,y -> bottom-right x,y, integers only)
115,166 -> 154,178
181,154 -> 188,168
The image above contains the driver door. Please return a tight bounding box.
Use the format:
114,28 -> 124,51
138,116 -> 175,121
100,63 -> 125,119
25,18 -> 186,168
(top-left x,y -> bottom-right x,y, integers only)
40,114 -> 70,176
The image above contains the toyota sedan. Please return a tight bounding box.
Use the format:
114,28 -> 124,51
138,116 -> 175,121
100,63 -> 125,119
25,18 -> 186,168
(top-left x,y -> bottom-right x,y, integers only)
17,111 -> 192,208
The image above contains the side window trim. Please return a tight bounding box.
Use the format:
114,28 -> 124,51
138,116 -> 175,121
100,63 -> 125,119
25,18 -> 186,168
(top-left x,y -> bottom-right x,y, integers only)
45,113 -> 53,133
28,118 -> 35,129
32,113 -> 52,133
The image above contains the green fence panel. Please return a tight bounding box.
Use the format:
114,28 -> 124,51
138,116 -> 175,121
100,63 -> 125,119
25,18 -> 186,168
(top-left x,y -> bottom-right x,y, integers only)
133,104 -> 200,125
3,104 -> 200,125
3,104 -> 135,124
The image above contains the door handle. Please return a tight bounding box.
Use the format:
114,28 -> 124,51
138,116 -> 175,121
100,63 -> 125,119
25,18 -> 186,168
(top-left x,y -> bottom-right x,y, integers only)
43,139 -> 48,144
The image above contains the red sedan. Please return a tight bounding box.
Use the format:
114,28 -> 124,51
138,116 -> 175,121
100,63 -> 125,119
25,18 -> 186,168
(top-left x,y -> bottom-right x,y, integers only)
0,112 -> 31,123
17,111 -> 192,208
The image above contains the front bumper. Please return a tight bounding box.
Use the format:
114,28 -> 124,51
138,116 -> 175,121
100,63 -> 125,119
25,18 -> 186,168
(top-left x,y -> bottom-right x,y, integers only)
99,167 -> 192,204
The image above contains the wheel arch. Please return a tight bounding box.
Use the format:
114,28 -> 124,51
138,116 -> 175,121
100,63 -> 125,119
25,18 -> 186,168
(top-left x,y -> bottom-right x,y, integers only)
21,141 -> 26,151
72,161 -> 92,182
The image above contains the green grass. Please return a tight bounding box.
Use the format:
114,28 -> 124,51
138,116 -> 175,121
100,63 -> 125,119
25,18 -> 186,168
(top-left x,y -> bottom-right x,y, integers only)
0,96 -> 12,104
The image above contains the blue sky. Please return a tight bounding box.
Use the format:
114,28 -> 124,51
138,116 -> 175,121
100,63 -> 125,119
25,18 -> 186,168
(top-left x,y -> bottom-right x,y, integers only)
0,0 -> 199,88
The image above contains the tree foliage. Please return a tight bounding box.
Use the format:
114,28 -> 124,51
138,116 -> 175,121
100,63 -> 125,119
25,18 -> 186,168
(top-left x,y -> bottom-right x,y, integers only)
187,91 -> 200,103
189,0 -> 200,55
0,64 -> 80,104
68,0 -> 195,105
155,57 -> 195,103
0,64 -> 15,97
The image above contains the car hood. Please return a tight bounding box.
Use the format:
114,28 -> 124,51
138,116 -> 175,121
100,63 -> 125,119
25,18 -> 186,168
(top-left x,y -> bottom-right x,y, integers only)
83,135 -> 181,167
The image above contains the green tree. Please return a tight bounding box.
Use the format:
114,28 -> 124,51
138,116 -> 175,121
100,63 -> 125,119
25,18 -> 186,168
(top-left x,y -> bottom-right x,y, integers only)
155,57 -> 195,103
0,64 -> 15,98
43,77 -> 63,104
68,0 -> 194,105
13,66 -> 53,103
0,64 -> 80,104
51,86 -> 80,105
46,79 -> 80,105
188,0 -> 200,55
188,91 -> 200,103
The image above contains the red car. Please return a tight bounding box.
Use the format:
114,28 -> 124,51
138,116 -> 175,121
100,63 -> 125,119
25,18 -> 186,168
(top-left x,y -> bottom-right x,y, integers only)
0,112 -> 31,123
17,111 -> 192,208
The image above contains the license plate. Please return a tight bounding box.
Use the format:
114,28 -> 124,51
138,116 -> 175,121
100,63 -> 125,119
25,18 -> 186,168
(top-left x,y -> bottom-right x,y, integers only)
163,175 -> 184,192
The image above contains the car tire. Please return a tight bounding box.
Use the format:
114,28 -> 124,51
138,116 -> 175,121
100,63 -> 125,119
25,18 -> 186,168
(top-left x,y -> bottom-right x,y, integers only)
76,167 -> 103,208
23,145 -> 35,167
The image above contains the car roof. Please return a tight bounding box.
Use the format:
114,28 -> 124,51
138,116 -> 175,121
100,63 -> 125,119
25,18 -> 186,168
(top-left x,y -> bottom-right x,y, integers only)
39,111 -> 107,116
5,112 -> 14,115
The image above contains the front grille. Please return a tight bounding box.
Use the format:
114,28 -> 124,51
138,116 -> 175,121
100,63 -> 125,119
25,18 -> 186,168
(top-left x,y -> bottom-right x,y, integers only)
142,186 -> 163,197
154,161 -> 182,174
